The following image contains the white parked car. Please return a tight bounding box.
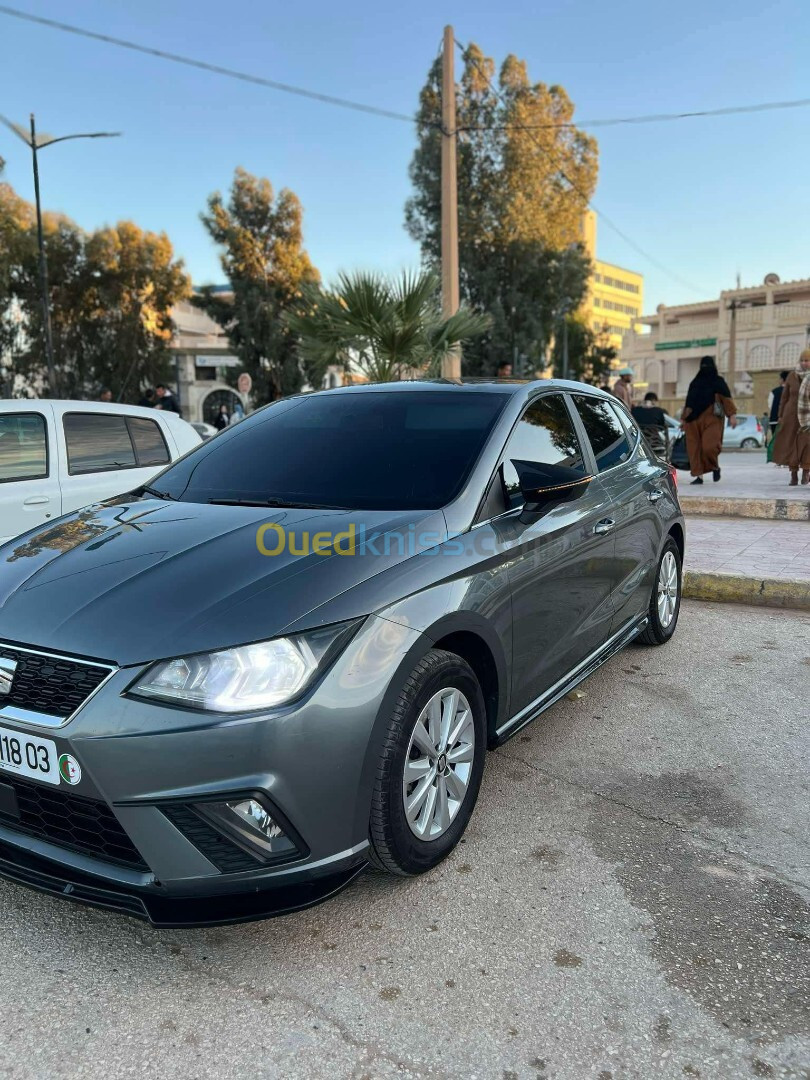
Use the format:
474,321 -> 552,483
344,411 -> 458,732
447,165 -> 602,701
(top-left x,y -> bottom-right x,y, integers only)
0,400 -> 201,547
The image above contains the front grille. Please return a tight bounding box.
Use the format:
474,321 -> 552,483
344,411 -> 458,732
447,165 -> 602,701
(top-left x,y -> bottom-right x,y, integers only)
0,776 -> 148,871
162,805 -> 263,873
0,643 -> 112,719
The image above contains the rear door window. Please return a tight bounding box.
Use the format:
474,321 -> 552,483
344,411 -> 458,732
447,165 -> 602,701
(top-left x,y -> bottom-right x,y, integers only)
64,414 -> 137,474
0,413 -> 49,482
128,417 -> 170,467
572,396 -> 632,473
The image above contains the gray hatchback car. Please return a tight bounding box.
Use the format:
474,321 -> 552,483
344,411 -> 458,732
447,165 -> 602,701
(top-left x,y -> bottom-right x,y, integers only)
0,380 -> 683,925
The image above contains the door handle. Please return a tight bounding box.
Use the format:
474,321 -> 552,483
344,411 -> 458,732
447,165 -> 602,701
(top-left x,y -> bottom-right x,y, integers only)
647,489 -> 664,503
593,518 -> 615,535
23,496 -> 50,507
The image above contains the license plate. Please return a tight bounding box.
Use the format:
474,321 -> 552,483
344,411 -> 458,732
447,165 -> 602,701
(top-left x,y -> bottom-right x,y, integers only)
0,725 -> 59,786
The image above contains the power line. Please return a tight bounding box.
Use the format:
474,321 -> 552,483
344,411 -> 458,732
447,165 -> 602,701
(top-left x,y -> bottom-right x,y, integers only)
457,40 -> 708,296
458,98 -> 810,132
0,4 -> 425,127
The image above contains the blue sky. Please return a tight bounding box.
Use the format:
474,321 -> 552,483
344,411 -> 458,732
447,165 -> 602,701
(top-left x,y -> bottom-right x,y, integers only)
1,0 -> 807,311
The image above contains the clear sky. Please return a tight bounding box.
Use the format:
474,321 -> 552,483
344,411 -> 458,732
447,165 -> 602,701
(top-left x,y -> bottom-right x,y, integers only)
1,0 -> 807,312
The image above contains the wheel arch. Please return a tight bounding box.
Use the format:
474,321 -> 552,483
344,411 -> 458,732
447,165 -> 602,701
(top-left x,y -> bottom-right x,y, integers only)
667,521 -> 685,564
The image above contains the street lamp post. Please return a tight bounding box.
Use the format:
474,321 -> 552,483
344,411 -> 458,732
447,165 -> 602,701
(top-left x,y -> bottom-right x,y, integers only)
0,113 -> 120,396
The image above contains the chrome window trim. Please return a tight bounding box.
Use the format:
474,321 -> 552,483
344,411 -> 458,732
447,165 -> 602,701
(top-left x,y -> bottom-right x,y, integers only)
0,641 -> 117,730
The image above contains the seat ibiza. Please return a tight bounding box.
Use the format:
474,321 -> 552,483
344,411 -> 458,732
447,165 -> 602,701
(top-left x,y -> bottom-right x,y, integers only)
0,381 -> 683,925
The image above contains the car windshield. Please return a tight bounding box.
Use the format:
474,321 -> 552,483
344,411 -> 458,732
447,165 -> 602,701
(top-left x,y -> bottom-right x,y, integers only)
151,390 -> 508,511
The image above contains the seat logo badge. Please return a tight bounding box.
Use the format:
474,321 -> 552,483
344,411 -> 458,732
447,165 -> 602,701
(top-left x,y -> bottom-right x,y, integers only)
58,754 -> 82,786
0,658 -> 17,697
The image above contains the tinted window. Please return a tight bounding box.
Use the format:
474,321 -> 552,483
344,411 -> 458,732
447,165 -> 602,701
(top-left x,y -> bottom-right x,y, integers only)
129,417 -> 170,467
155,391 -> 508,511
573,396 -> 632,472
502,395 -> 585,508
0,413 -> 48,482
64,414 -> 136,474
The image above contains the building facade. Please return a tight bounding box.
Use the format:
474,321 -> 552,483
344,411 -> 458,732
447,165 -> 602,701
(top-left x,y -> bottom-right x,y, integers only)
580,211 -> 644,356
170,297 -> 247,425
621,275 -> 810,414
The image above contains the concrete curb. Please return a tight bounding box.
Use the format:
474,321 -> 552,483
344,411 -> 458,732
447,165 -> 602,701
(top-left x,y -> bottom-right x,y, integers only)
681,497 -> 810,521
683,570 -> 810,611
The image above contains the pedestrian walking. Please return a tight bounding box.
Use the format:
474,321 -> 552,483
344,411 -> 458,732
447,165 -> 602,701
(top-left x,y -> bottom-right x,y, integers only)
612,367 -> 634,407
214,404 -> 230,431
767,371 -> 789,446
771,349 -> 810,485
681,355 -> 737,485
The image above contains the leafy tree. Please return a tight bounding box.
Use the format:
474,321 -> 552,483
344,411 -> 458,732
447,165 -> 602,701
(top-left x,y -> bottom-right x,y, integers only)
287,269 -> 489,385
405,43 -> 598,375
195,168 -> 319,403
551,316 -> 618,383
0,182 -> 189,399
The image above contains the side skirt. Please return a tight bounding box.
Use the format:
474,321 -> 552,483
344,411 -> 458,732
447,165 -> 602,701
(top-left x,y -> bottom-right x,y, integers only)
494,615 -> 648,746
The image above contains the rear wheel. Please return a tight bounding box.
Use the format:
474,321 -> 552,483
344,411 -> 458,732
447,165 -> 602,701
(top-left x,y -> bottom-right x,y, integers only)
368,649 -> 486,876
741,438 -> 759,449
637,538 -> 682,646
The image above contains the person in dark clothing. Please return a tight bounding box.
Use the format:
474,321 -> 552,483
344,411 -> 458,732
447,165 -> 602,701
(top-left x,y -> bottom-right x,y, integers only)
138,388 -> 156,409
632,392 -> 670,459
681,356 -> 737,484
154,384 -> 181,414
214,404 -> 230,431
768,370 -> 789,444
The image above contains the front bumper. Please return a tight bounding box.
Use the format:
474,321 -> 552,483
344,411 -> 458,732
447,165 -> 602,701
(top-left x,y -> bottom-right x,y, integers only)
0,615 -> 425,925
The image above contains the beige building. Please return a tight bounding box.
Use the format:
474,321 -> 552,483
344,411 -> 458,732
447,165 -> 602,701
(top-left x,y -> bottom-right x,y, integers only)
170,296 -> 247,425
580,211 -> 644,356
621,274 -> 810,414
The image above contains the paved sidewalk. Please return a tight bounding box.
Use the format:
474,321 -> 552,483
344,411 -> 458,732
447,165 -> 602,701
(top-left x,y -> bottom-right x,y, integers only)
685,517 -> 810,582
678,454 -> 808,501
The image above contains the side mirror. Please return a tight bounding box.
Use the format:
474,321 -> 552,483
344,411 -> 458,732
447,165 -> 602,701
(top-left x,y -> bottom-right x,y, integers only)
511,459 -> 594,511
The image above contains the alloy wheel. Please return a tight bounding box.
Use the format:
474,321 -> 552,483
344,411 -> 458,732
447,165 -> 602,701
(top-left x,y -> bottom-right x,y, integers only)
657,550 -> 679,629
402,687 -> 475,841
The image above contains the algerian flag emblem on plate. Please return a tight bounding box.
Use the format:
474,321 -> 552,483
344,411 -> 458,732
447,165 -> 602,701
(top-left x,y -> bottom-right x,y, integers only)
58,754 -> 82,786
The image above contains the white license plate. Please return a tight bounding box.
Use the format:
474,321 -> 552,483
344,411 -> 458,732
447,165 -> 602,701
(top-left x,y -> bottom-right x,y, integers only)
0,725 -> 59,786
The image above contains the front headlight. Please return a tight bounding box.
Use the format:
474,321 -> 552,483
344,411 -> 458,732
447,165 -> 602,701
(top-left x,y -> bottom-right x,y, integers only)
130,621 -> 360,712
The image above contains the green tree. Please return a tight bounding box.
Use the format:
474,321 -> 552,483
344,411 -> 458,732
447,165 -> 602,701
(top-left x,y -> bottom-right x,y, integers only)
551,316 -> 618,383
287,270 -> 489,385
0,183 -> 189,399
405,43 -> 598,375
195,168 -> 319,403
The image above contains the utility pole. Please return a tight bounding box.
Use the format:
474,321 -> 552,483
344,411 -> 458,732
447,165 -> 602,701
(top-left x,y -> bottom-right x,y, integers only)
727,296 -> 737,390
29,114 -> 57,396
440,24 -> 460,379
0,112 -> 120,398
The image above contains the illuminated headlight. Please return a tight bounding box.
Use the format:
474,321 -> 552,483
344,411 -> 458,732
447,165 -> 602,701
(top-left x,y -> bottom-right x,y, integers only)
131,621 -> 359,712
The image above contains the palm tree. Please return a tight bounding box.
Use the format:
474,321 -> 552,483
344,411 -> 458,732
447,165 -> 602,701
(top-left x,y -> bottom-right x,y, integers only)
287,270 -> 490,385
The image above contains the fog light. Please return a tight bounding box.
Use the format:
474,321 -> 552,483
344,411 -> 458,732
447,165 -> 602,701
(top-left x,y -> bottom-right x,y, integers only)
194,797 -> 299,862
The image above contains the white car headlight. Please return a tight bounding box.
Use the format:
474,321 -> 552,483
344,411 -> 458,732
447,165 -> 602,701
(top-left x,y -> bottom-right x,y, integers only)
131,622 -> 359,712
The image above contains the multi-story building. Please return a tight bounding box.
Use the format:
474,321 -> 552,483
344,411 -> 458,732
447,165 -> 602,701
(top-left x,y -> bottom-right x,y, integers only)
620,274 -> 810,414
580,211 -> 644,356
170,295 -> 246,424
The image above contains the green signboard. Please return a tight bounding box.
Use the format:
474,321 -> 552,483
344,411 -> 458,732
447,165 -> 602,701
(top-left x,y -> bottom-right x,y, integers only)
654,338 -> 717,351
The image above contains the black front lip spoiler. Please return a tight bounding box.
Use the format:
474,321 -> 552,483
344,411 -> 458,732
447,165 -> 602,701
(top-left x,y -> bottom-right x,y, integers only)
0,838 -> 367,928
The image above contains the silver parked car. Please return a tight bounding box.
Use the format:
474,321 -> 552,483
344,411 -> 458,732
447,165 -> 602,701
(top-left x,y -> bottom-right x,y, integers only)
665,412 -> 763,449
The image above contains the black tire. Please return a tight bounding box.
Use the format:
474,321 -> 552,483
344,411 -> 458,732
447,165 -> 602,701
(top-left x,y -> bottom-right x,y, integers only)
368,649 -> 486,876
740,438 -> 758,449
636,537 -> 682,646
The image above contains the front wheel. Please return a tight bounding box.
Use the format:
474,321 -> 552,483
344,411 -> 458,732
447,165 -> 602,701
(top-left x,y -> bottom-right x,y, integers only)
740,438 -> 759,449
368,649 -> 486,876
637,538 -> 682,646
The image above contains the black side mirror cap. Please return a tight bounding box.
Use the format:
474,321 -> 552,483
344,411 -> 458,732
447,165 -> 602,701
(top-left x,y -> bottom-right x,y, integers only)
511,459 -> 594,511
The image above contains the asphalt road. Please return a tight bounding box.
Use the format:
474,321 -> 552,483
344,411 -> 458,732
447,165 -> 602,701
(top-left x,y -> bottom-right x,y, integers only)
1,601 -> 808,1080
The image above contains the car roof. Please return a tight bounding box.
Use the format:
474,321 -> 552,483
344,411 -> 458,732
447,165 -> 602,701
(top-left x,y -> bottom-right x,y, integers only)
304,378 -> 613,399
0,399 -> 187,423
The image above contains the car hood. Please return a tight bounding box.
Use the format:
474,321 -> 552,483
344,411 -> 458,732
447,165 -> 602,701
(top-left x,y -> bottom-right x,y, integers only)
0,498 -> 445,665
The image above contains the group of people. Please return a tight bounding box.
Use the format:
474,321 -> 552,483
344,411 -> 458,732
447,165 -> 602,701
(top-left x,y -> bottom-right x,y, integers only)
767,353 -> 810,485
98,384 -> 181,413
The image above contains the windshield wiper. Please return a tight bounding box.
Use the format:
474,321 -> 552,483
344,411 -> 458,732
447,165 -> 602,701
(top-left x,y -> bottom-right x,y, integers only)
139,484 -> 176,501
207,498 -> 349,510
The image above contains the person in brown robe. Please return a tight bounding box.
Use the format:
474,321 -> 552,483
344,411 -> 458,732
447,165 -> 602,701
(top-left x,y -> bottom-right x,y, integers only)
680,356 -> 737,484
771,349 -> 810,484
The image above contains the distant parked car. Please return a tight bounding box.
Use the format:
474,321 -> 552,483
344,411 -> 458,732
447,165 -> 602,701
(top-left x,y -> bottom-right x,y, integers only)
0,400 -> 201,547
665,413 -> 763,449
191,421 -> 218,440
